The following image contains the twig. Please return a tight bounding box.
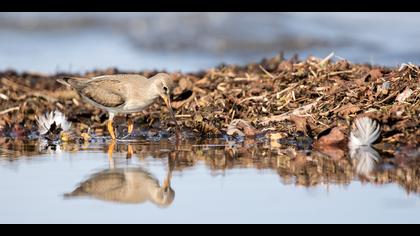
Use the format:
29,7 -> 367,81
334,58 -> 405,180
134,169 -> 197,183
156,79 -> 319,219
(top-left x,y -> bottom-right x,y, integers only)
0,93 -> 8,100
261,102 -> 317,125
239,95 -> 266,104
320,52 -> 334,66
374,91 -> 399,105
0,106 -> 20,115
233,77 -> 259,82
276,83 -> 299,97
319,70 -> 354,79
259,65 -> 276,79
175,114 -> 192,118
259,113 -> 290,126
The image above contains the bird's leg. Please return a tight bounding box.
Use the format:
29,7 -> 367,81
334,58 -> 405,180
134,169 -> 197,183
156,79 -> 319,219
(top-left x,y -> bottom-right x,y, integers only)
107,113 -> 116,140
107,120 -> 116,140
126,144 -> 134,159
126,116 -> 134,135
108,140 -> 116,169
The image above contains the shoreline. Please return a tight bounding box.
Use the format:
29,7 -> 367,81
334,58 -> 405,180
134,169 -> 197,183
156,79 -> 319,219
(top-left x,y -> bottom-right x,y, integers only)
0,54 -> 418,148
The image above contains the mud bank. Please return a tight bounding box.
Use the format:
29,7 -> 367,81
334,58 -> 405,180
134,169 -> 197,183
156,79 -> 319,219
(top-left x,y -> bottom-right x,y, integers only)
0,53 -> 419,150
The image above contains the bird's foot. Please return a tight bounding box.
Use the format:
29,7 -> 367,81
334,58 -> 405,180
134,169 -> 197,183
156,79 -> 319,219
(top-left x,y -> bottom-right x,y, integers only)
127,117 -> 134,135
107,120 -> 116,140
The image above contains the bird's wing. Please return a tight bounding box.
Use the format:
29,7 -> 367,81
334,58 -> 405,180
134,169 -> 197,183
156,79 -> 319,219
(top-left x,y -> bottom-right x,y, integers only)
68,170 -> 127,196
80,79 -> 127,108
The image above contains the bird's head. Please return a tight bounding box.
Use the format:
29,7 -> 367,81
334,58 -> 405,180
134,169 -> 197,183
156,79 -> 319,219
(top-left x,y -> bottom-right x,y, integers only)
154,185 -> 175,208
151,73 -> 180,131
151,171 -> 175,208
151,73 -> 174,105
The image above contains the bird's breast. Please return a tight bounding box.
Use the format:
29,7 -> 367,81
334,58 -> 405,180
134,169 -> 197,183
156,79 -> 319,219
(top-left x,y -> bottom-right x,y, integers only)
122,97 -> 157,113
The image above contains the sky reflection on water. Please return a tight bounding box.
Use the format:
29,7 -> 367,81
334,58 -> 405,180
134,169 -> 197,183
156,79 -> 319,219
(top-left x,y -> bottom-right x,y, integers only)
0,140 -> 419,223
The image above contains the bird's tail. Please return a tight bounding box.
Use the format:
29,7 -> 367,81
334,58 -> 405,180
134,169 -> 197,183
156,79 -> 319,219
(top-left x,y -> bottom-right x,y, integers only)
57,76 -> 88,88
56,77 -> 73,87
63,187 -> 85,199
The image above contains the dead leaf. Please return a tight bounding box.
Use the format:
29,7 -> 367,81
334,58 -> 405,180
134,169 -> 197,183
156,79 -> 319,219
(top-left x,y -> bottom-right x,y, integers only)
313,127 -> 346,159
292,102 -> 317,116
369,69 -> 383,81
316,145 -> 346,160
290,115 -> 308,134
396,87 -> 413,102
269,132 -> 288,148
227,119 -> 257,137
315,127 -> 346,146
336,104 -> 361,116
259,102 -> 317,126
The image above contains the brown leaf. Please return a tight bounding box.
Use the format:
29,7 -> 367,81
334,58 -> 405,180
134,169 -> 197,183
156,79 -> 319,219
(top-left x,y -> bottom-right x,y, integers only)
227,119 -> 257,137
290,115 -> 308,134
336,103 -> 361,116
315,127 -> 346,146
313,127 -> 346,160
369,69 -> 383,81
268,132 -> 288,148
316,145 -> 346,160
396,87 -> 413,102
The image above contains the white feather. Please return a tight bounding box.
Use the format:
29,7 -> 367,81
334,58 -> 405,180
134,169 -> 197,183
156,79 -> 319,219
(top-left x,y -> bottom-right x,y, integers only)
348,117 -> 382,176
36,110 -> 71,135
349,117 -> 381,148
350,146 -> 380,176
38,139 -> 62,154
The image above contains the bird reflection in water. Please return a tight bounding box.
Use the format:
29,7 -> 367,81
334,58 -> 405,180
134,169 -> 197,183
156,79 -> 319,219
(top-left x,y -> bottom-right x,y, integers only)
64,141 -> 175,207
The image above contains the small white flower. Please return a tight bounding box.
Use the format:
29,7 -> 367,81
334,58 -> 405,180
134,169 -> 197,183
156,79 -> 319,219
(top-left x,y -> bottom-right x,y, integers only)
349,117 -> 381,148
36,110 -> 72,135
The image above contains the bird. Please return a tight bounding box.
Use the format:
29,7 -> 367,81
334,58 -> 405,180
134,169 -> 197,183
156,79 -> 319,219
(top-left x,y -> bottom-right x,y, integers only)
64,167 -> 175,207
57,73 -> 178,140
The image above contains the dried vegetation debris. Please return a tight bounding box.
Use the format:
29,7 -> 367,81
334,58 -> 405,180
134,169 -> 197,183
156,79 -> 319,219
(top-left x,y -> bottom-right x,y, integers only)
2,53 -> 419,196
0,54 -> 418,148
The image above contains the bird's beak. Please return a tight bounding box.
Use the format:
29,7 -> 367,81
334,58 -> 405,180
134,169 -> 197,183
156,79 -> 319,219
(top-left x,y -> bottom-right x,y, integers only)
161,94 -> 181,132
163,178 -> 170,189
163,170 -> 172,189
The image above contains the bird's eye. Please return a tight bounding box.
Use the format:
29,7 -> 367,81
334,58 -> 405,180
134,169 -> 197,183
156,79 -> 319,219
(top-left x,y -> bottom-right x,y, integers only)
163,86 -> 168,93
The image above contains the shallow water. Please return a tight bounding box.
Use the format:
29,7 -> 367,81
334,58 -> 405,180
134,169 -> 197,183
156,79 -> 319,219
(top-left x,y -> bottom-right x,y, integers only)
1,12 -> 420,223
0,139 -> 419,223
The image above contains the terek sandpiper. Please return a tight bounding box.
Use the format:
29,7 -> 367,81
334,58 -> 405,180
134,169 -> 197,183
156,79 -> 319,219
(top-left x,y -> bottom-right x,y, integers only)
58,73 -> 177,140
64,167 -> 174,206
